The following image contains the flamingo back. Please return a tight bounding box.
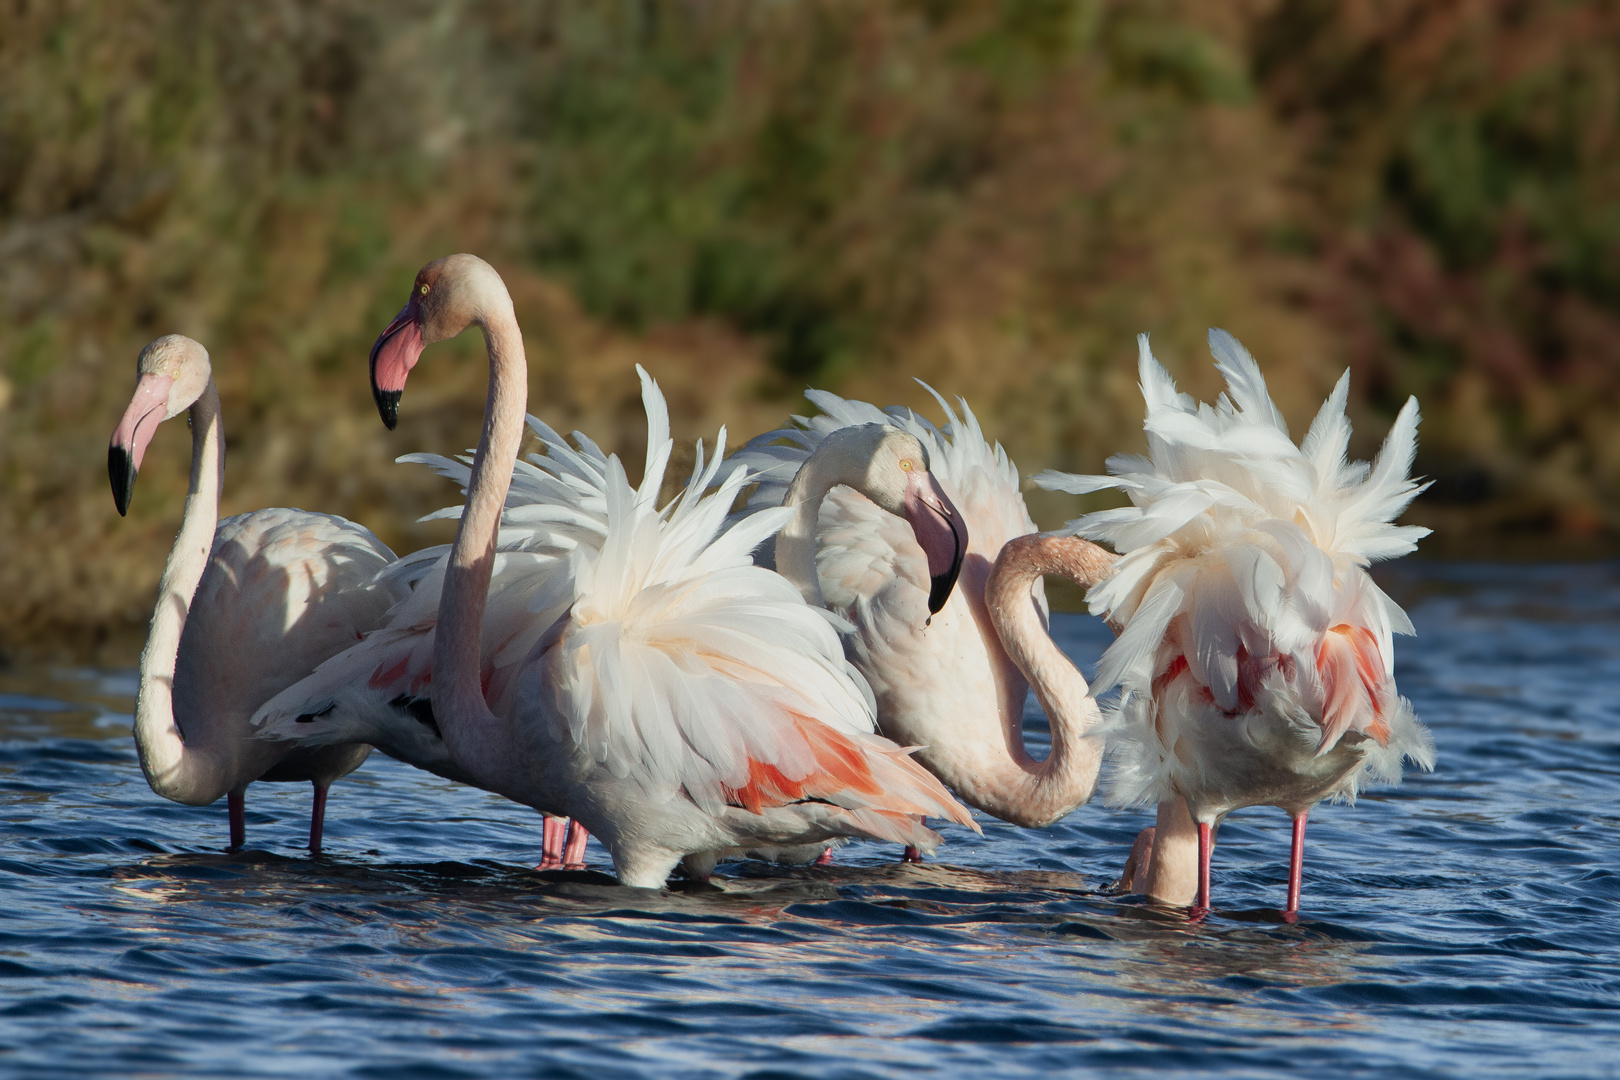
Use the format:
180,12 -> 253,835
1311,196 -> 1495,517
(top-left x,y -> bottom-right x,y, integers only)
179,508 -> 404,734
1035,330 -> 1435,813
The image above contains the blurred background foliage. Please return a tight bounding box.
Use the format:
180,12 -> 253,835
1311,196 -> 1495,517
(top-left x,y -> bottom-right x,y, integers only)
2,0 -> 1617,651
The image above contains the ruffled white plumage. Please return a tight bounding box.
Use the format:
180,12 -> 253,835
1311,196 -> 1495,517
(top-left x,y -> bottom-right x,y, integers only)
730,381 -> 1042,619
257,367 -> 970,863
1035,330 -> 1435,816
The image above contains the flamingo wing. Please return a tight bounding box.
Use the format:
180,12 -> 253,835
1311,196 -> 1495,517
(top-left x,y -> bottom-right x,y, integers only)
250,548 -> 568,784
177,508 -> 404,726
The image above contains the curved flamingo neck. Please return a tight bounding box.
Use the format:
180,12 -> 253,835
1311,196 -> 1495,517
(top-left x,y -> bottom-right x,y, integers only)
775,450 -> 862,609
432,311 -> 527,776
133,379 -> 227,802
980,533 -> 1114,827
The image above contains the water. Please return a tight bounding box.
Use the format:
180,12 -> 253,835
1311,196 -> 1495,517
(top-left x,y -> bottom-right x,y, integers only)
2,563 -> 1618,1078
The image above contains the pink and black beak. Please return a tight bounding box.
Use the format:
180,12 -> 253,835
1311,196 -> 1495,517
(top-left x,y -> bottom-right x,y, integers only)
369,297 -> 425,430
903,471 -> 969,614
108,374 -> 174,516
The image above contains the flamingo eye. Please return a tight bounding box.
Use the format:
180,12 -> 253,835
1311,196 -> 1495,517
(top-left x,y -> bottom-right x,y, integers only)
900,459 -> 914,472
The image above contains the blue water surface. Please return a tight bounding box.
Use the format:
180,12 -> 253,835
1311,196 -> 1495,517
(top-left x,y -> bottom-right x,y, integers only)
1,562 -> 1617,1077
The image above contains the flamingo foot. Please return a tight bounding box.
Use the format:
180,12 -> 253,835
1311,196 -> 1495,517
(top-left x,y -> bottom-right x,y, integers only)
228,790 -> 245,852
1285,812 -> 1307,916
813,847 -> 834,867
902,846 -> 923,864
1193,820 -> 1213,913
309,784 -> 328,855
562,821 -> 590,870
537,815 -> 567,869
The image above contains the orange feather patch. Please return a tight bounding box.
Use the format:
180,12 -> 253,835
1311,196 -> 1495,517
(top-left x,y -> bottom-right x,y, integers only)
722,714 -> 881,814
1315,624 -> 1391,748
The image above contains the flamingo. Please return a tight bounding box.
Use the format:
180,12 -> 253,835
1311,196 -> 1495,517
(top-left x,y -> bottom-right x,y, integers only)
729,391 -> 1116,858
254,254 -> 979,887
107,335 -> 405,852
1035,329 -> 1435,913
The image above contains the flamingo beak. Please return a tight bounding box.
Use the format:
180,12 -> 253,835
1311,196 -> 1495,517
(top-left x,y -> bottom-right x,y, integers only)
369,299 -> 424,430
108,373 -> 174,517
902,471 -> 968,614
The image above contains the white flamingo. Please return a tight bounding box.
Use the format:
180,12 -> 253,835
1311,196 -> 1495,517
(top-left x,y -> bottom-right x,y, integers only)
108,335 -> 405,852
729,391 -> 1116,857
254,254 -> 978,887
1036,330 -> 1435,913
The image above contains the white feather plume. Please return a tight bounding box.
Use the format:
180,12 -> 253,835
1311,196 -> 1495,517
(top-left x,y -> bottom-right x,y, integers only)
1035,329 -> 1435,811
727,380 -> 1043,617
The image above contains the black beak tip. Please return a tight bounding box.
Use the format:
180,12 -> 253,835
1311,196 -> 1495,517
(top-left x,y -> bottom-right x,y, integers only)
374,388 -> 401,431
925,514 -> 967,614
109,446 -> 136,517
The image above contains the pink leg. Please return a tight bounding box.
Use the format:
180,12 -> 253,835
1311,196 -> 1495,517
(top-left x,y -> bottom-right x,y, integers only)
902,846 -> 923,863
1286,813 -> 1307,915
813,847 -> 834,867
1195,821 -> 1213,911
228,790 -> 246,851
562,821 -> 590,869
538,815 -> 567,869
309,784 -> 328,855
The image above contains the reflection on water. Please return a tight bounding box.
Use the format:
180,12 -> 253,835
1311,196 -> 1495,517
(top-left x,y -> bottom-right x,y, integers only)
2,564 -> 1618,1076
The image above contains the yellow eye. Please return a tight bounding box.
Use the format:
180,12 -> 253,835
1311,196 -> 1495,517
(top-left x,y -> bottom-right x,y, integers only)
900,459 -> 914,471
419,284 -> 430,295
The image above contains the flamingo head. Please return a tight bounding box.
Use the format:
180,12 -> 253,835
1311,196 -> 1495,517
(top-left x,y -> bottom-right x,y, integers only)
841,426 -> 969,613
370,253 -> 511,429
108,335 -> 212,516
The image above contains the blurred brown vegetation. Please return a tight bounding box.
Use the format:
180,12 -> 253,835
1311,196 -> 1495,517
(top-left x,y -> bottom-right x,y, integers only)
3,0 -> 1618,653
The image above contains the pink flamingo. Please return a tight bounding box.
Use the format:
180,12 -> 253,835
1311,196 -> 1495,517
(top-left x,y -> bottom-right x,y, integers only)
730,391 -> 1116,858
1038,330 -> 1435,913
108,335 -> 404,852
256,254 -> 978,886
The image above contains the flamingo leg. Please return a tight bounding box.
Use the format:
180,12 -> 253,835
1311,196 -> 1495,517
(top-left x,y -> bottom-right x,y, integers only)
1195,821 -> 1213,911
309,784 -> 328,855
562,821 -> 590,869
902,846 -> 923,863
228,790 -> 245,852
813,847 -> 834,867
538,815 -> 567,869
1286,813 -> 1307,915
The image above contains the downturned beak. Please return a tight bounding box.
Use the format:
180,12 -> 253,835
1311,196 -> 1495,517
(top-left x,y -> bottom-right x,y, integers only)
108,373 -> 174,517
369,300 -> 424,430
903,471 -> 969,614
109,444 -> 137,517
374,386 -> 401,431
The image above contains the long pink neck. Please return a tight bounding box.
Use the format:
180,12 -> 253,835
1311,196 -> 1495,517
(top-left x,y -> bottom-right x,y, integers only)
134,379 -> 230,802
1142,797 -> 1201,906
432,313 -> 528,778
980,533 -> 1115,827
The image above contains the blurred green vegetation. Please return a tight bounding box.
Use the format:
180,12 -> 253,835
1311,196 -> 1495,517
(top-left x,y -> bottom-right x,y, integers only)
2,0 -> 1617,651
